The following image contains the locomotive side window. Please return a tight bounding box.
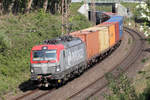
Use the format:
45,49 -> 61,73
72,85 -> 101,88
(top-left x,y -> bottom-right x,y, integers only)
63,50 -> 65,57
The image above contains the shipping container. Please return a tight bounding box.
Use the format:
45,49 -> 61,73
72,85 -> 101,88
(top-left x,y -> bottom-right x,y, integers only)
82,26 -> 110,53
102,22 -> 119,42
96,27 -> 110,52
70,31 -> 100,60
106,16 -> 123,38
98,22 -> 116,47
82,26 -> 100,31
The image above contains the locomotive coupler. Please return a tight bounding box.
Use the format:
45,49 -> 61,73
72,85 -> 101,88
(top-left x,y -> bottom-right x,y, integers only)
41,76 -> 49,87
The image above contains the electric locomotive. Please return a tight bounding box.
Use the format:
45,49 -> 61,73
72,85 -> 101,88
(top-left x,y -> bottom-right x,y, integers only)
30,36 -> 87,87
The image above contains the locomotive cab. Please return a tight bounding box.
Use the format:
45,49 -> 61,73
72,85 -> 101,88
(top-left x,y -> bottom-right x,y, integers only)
30,44 -> 65,84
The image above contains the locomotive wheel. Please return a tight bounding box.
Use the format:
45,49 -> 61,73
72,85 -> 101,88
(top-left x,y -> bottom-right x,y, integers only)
83,65 -> 87,71
31,80 -> 39,85
63,76 -> 68,85
78,67 -> 84,75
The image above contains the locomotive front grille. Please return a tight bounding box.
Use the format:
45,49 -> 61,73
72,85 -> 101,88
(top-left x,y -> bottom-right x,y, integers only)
33,67 -> 55,74
31,63 -> 58,74
47,67 -> 55,73
34,67 -> 42,74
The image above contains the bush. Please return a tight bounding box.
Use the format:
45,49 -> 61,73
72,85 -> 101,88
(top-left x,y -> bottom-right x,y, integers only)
104,73 -> 138,100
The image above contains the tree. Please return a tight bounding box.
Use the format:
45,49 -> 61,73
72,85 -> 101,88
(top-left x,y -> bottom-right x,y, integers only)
0,0 -> 69,14
0,0 -> 2,14
135,0 -> 150,37
8,0 -> 15,13
43,0 -> 48,12
26,0 -> 33,13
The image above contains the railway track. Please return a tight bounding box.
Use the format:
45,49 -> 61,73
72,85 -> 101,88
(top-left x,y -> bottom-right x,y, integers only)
31,89 -> 54,100
67,27 -> 145,100
14,27 -> 144,100
15,88 -> 55,100
15,89 -> 39,100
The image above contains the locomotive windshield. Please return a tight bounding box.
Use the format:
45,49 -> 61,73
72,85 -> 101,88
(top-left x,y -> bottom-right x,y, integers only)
33,50 -> 56,61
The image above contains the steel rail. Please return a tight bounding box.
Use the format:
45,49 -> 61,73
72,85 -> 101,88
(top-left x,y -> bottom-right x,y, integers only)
31,89 -> 55,100
15,88 -> 55,100
15,89 -> 39,100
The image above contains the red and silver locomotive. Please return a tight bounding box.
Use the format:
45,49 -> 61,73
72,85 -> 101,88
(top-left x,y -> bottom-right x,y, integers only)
30,36 -> 87,87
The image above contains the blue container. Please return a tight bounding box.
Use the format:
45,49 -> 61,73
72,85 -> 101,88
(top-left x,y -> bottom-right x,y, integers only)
106,16 -> 124,38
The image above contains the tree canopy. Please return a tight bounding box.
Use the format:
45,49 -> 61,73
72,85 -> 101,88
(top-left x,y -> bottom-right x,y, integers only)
135,0 -> 150,36
0,0 -> 71,14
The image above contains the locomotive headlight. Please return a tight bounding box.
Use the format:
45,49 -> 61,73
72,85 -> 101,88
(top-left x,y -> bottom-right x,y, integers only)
31,69 -> 34,73
55,65 -> 61,72
56,68 -> 60,72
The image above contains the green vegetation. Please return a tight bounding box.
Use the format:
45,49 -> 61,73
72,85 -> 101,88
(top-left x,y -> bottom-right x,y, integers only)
96,5 -> 112,12
121,2 -> 138,13
128,38 -> 131,44
0,3 -> 92,97
104,73 -> 138,100
123,1 -> 150,35
0,0 -> 65,14
141,58 -> 149,63
122,2 -> 139,29
69,3 -> 93,31
104,72 -> 150,100
89,5 -> 112,12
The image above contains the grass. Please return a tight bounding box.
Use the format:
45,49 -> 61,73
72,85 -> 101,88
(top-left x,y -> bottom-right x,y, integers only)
0,3 -> 92,97
89,5 -> 112,12
121,2 -> 138,13
128,38 -> 131,44
141,58 -> 149,63
69,3 -> 93,31
134,64 -> 150,94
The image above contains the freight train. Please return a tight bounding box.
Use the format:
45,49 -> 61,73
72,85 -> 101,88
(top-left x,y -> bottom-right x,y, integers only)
30,14 -> 124,87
